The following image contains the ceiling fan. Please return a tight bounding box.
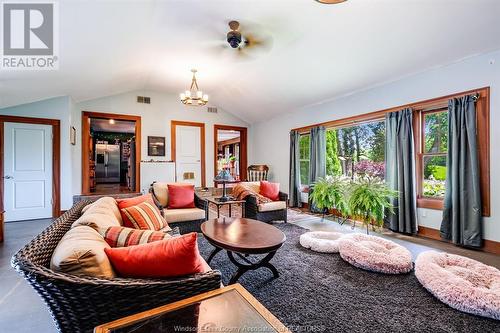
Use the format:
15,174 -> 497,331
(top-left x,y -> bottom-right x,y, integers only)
207,20 -> 273,60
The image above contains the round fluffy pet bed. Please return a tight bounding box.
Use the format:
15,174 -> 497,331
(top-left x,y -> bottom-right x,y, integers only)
338,233 -> 413,274
299,231 -> 346,253
415,251 -> 500,320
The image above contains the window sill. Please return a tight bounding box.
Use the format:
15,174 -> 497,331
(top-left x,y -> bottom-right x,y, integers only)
417,197 -> 444,210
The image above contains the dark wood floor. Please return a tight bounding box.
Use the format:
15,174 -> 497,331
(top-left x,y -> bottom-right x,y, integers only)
94,183 -> 134,194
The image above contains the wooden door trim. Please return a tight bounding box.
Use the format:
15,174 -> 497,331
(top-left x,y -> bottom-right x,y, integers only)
0,115 -> 61,242
171,120 -> 206,187
213,124 -> 248,181
81,111 -> 141,195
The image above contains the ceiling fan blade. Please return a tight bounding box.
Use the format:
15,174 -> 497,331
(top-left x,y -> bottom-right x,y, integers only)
244,33 -> 273,52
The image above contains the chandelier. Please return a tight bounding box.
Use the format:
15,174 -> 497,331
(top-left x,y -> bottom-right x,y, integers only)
180,69 -> 208,106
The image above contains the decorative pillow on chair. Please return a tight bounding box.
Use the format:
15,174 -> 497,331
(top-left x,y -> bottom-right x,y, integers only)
167,184 -> 196,209
98,226 -> 173,247
120,201 -> 170,231
104,233 -> 205,278
260,181 -> 280,201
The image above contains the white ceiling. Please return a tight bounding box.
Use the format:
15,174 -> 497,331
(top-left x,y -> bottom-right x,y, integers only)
1,0 -> 500,123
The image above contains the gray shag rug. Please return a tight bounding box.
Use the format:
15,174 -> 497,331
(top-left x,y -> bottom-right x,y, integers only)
198,223 -> 499,333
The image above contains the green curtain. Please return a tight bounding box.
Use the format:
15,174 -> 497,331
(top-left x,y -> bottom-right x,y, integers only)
385,108 -> 417,234
309,126 -> 326,213
440,96 -> 482,247
288,130 -> 302,207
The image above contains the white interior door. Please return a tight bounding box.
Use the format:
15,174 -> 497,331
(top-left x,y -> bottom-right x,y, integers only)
3,122 -> 53,222
175,125 -> 202,187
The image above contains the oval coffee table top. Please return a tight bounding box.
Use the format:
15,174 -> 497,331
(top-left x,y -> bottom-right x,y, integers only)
201,218 -> 286,254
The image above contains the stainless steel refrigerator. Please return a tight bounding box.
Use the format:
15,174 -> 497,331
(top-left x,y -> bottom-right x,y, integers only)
95,143 -> 120,183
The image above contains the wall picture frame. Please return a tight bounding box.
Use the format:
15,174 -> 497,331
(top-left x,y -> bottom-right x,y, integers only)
70,126 -> 76,145
148,136 -> 165,156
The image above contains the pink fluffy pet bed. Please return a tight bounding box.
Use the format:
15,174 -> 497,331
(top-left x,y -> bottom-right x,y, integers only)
415,251 -> 500,320
338,233 -> 413,274
299,231 -> 346,253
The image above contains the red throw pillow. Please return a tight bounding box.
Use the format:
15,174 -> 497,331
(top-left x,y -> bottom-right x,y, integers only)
120,201 -> 169,231
117,193 -> 154,209
167,184 -> 195,209
98,226 -> 172,247
104,233 -> 204,278
260,181 -> 280,201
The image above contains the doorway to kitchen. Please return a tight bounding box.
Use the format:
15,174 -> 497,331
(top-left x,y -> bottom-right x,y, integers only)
214,124 -> 248,187
82,112 -> 141,195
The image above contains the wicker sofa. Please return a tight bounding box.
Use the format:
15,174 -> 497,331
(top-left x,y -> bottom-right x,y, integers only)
149,182 -> 208,233
11,200 -> 221,333
242,182 -> 288,223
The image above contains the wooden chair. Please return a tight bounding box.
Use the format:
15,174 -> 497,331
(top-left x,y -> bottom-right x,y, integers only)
247,165 -> 269,181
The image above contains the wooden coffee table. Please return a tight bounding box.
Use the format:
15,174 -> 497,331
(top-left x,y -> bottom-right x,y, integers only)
94,284 -> 290,333
201,218 -> 286,284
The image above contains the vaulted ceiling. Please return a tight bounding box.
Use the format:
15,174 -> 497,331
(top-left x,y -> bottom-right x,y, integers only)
1,0 -> 500,123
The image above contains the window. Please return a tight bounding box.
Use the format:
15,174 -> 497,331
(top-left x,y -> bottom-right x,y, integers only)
414,87 -> 490,216
299,134 -> 310,185
293,88 -> 490,216
421,110 -> 448,198
326,120 -> 385,179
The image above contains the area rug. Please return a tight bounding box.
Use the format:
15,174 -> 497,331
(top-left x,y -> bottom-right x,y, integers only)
197,223 -> 499,332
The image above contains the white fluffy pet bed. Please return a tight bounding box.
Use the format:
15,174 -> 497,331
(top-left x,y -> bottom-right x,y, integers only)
299,231 -> 346,253
338,233 -> 413,274
415,251 -> 500,320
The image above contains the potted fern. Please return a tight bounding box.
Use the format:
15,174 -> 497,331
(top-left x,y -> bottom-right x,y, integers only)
309,176 -> 349,221
348,176 -> 398,234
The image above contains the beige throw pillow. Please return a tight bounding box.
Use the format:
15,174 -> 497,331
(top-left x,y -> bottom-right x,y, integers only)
82,197 -> 122,224
50,226 -> 116,278
72,212 -> 122,230
152,182 -> 169,208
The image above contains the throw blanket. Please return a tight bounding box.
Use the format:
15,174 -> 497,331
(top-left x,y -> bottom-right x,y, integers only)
232,183 -> 272,204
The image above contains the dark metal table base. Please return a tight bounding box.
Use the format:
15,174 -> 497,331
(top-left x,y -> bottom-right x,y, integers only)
206,247 -> 279,285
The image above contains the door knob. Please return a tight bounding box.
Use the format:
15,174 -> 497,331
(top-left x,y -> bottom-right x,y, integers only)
3,175 -> 13,179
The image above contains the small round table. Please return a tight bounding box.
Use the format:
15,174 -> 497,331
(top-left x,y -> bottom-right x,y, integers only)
201,218 -> 286,284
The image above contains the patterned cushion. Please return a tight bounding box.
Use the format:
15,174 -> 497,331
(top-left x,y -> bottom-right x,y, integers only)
98,226 -> 172,247
120,202 -> 170,231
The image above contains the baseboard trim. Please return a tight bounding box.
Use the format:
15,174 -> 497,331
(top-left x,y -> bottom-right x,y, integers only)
418,226 -> 500,255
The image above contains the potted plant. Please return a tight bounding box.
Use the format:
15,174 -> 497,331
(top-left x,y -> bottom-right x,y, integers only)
309,176 -> 349,221
228,155 -> 236,168
348,176 -> 398,234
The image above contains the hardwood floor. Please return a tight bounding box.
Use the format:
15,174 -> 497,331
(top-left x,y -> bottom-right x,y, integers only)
94,183 -> 134,194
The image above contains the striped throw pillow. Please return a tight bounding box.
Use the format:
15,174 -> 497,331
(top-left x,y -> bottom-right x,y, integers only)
98,226 -> 172,247
121,202 -> 168,231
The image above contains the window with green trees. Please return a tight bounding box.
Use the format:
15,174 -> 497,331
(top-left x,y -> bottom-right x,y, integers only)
326,121 -> 386,180
421,111 -> 448,198
299,134 -> 310,185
